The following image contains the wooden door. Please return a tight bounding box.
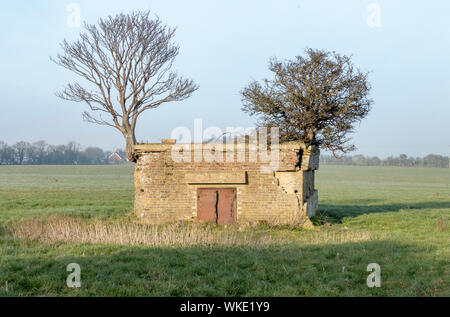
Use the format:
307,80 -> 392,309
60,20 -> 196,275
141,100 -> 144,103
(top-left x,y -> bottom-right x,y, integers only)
216,188 -> 236,224
197,188 -> 236,224
197,188 -> 218,223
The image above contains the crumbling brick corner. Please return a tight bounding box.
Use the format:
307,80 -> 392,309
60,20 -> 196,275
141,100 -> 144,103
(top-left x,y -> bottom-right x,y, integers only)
132,141 -> 319,228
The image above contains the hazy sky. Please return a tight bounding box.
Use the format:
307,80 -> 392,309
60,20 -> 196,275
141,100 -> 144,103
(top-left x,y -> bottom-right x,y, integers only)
0,0 -> 449,157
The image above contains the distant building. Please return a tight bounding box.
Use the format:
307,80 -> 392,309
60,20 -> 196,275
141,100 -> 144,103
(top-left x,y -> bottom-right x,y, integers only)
108,152 -> 124,164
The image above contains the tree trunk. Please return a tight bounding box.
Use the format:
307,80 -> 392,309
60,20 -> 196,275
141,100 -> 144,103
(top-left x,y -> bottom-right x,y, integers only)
307,130 -> 316,145
124,130 -> 137,162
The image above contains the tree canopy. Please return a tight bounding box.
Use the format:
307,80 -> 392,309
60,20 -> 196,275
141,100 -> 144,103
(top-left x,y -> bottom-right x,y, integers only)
241,48 -> 373,155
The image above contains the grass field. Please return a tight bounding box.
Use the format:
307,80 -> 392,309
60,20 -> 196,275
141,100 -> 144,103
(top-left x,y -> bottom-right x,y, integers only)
0,165 -> 448,296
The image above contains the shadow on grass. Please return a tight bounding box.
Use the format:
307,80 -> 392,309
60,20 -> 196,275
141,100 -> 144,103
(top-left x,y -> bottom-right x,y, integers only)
313,201 -> 450,225
0,239 -> 446,297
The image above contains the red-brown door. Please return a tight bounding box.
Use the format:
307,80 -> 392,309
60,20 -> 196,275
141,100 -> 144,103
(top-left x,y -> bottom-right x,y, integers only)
197,188 -> 218,223
197,188 -> 236,224
217,188 -> 236,224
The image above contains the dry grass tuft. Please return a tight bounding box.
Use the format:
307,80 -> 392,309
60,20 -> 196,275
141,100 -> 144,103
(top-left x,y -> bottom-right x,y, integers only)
293,229 -> 372,244
6,215 -> 373,247
7,216 -> 281,248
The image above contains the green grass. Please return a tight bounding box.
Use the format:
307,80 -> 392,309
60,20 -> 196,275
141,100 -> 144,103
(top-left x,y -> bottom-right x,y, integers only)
0,165 -> 448,296
0,165 -> 134,221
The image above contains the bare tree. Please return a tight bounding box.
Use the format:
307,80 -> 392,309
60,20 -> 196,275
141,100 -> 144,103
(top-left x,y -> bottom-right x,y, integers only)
241,48 -> 373,155
52,11 -> 198,161
13,141 -> 31,165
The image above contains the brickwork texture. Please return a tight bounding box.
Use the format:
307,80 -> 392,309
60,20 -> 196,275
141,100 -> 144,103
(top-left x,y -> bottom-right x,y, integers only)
133,141 -> 319,227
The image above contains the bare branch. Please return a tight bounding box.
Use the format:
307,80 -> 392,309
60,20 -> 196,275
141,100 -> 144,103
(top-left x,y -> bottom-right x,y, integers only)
52,10 -> 198,161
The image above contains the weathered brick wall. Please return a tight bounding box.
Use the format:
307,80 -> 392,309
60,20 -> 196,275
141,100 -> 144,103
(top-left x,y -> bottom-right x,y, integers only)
133,142 -> 319,227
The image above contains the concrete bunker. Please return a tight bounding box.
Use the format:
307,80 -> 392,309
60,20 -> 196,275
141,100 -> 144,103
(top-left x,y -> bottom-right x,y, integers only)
133,140 -> 319,227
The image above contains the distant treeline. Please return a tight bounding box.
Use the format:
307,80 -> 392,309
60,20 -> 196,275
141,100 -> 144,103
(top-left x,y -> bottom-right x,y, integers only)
1,140 -> 449,167
0,141 -> 126,165
320,153 -> 449,168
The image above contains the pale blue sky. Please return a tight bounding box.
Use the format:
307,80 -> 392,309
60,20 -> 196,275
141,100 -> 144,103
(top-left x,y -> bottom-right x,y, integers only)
0,0 -> 449,157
